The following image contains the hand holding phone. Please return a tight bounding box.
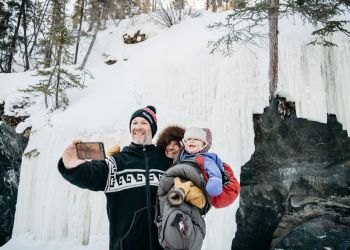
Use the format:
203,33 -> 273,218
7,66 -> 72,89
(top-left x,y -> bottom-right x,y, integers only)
75,142 -> 106,160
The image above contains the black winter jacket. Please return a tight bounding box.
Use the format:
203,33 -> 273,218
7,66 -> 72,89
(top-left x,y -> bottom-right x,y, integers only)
58,143 -> 172,250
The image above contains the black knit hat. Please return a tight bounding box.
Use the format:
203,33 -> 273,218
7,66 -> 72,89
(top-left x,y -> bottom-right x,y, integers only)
129,105 -> 158,137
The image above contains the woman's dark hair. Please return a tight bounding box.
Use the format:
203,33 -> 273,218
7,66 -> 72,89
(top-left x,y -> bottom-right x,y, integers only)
156,125 -> 185,154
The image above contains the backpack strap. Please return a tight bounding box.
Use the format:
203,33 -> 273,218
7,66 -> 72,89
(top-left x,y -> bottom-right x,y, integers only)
194,155 -> 209,181
222,168 -> 231,185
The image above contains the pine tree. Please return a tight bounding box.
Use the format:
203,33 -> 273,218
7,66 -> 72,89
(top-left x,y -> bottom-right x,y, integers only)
21,0 -> 84,110
0,1 -> 11,72
208,0 -> 350,99
0,0 -> 35,72
0,0 -> 23,72
21,0 -> 30,70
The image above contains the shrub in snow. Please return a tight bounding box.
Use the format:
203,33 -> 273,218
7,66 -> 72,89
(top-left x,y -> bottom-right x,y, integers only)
150,0 -> 201,28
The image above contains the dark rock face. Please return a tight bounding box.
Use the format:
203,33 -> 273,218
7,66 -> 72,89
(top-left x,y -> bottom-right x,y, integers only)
232,98 -> 350,250
0,121 -> 28,246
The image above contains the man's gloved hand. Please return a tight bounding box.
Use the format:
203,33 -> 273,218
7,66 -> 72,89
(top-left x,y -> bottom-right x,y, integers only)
107,144 -> 121,156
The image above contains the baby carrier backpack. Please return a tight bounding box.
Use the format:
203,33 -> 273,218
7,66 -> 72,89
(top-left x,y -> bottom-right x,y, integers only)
155,156 -> 240,249
155,162 -> 209,250
194,155 -> 240,208
156,197 -> 206,250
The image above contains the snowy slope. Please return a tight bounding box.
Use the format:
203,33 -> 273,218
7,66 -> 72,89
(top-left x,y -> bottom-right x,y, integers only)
0,11 -> 349,250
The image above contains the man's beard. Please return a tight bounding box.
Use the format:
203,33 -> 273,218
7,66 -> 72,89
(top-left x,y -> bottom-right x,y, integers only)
132,134 -> 152,145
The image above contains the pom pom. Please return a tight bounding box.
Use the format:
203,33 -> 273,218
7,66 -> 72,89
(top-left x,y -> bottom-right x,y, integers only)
146,105 -> 156,114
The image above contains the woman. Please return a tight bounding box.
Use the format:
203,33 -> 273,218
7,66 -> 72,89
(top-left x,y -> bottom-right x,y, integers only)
155,125 -> 185,159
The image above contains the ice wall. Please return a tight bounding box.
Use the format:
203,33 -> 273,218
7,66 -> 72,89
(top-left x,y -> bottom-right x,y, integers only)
277,15 -> 350,132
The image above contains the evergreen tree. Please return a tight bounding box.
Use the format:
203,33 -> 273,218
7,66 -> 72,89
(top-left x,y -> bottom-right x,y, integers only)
0,0 -> 23,72
21,0 -> 30,70
0,1 -> 11,72
21,0 -> 84,110
208,0 -> 350,99
0,0 -> 35,72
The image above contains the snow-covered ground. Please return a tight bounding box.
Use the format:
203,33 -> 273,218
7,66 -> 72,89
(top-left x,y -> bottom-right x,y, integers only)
0,10 -> 349,250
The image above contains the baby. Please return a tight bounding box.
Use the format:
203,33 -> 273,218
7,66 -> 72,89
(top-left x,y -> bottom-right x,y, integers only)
167,127 -> 224,208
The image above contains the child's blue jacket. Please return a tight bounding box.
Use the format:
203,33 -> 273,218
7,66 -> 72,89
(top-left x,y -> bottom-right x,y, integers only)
180,151 -> 224,196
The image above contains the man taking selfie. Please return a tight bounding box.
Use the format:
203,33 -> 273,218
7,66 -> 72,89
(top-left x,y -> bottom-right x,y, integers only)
58,105 -> 172,250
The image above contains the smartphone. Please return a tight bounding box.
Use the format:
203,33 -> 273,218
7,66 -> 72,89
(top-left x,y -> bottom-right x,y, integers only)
75,142 -> 106,160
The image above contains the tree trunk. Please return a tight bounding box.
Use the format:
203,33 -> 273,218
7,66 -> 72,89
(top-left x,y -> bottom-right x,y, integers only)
44,17 -> 54,68
22,0 -> 30,71
152,0 -> 156,12
268,0 -> 279,99
217,0 -> 222,8
7,0 -> 25,72
45,66 -> 56,109
56,66 -> 60,109
79,5 -> 103,70
78,26 -> 97,70
87,18 -> 95,32
74,0 -> 85,64
28,0 -> 50,57
56,47 -> 63,109
54,0 -> 64,109
211,0 -> 217,12
44,94 -> 48,109
44,43 -> 53,68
